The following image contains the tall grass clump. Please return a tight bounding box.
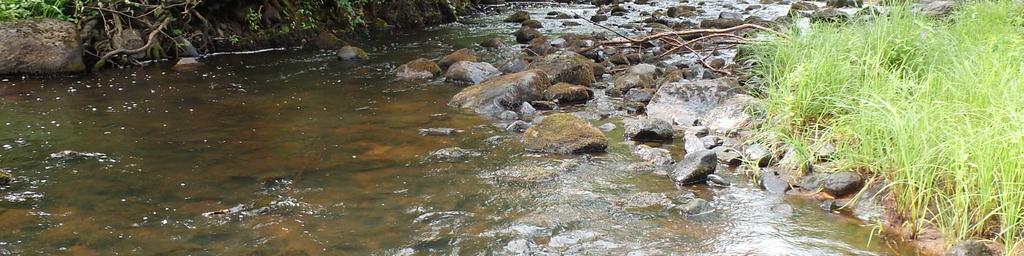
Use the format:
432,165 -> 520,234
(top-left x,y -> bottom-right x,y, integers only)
750,0 -> 1024,252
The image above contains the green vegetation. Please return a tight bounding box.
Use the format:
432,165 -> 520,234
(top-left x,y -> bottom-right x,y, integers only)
0,0 -> 68,21
750,0 -> 1024,252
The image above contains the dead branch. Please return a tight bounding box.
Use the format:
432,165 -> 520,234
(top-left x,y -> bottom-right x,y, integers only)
93,18 -> 171,72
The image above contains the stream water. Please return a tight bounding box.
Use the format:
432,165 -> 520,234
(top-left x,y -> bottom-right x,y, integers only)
0,2 -> 918,255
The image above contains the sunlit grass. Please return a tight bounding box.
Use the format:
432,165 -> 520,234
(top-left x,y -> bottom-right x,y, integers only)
749,1 -> 1024,253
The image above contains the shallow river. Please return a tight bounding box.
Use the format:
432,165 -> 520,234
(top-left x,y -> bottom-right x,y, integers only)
0,2 -> 917,255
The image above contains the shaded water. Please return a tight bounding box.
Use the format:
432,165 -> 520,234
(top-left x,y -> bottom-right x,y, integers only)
0,2 -> 916,255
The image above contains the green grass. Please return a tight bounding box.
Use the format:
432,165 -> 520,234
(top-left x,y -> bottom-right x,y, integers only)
0,0 -> 68,21
749,1 -> 1024,253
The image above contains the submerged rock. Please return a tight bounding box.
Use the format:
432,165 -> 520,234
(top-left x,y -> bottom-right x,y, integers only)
506,120 -> 531,132
527,51 -> 596,86
624,117 -> 674,142
543,82 -> 593,104
438,48 -> 478,69
676,198 -> 712,215
445,61 -> 500,84
48,150 -> 108,161
672,150 -> 717,185
0,18 -> 85,75
523,113 -> 608,154
396,58 -> 442,80
449,70 -> 552,114
428,147 -> 480,162
337,46 -> 369,61
633,144 -> 674,166
418,128 -> 462,136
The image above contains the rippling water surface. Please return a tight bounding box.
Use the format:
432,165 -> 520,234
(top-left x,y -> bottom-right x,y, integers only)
0,2 -> 916,255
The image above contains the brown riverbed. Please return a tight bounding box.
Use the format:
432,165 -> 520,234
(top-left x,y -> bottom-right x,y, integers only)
0,2 -> 920,255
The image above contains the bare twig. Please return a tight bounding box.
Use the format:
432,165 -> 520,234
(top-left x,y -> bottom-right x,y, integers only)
93,18 -> 172,72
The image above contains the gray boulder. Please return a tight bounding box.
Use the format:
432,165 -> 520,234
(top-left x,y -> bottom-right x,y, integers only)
0,18 -> 85,75
449,70 -> 552,114
647,78 -> 742,127
624,118 -> 674,142
672,150 -> 717,185
445,61 -> 500,84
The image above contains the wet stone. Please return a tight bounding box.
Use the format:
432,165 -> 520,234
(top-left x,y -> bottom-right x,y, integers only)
522,19 -> 543,28
523,113 -> 608,154
624,88 -> 656,103
506,120 -> 530,133
500,59 -> 529,74
714,147 -> 743,165
597,123 -> 617,132
759,171 -> 791,194
498,110 -> 519,120
675,198 -> 712,215
505,10 -> 531,23
418,128 -> 462,136
672,150 -> 717,185
445,61 -> 500,84
337,46 -> 369,61
519,102 -> 537,116
624,117 -> 674,142
700,136 -> 722,149
438,48 -> 478,70
821,172 -> 865,198
530,100 -> 558,110
480,37 -> 506,48
706,174 -> 731,187
744,144 -> 773,167
0,169 -> 12,186
48,150 -> 108,161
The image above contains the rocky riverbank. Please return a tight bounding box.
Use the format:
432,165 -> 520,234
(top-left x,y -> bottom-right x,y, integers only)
380,0 -> 986,255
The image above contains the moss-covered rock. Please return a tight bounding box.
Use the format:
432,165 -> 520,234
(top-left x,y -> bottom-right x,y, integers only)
479,37 -> 506,48
0,169 -> 12,186
527,51 -> 596,86
438,48 -> 477,69
449,69 -> 552,114
523,113 -> 607,154
505,10 -> 531,23
0,18 -> 85,75
544,82 -> 593,104
521,19 -> 543,28
313,31 -> 346,49
514,27 -> 543,44
337,46 -> 369,61
396,58 -> 441,80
